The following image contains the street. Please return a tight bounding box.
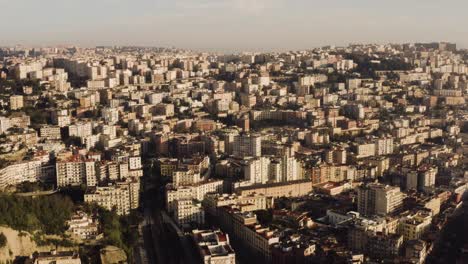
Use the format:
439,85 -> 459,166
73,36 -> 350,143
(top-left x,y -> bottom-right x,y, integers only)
135,168 -> 198,264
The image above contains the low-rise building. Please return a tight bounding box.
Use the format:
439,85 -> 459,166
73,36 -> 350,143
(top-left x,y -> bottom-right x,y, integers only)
67,211 -> 99,240
192,229 -> 236,264
25,250 -> 81,264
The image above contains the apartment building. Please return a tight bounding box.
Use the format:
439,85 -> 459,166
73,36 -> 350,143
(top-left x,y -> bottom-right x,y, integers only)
166,180 -> 223,213
398,211 -> 432,241
217,208 -> 279,262
173,169 -> 201,187
235,180 -> 313,198
192,229 -> 236,264
10,95 -> 24,110
39,125 -> 62,140
203,193 -> 271,216
68,122 -> 93,138
84,180 -> 140,215
174,199 -> 205,226
0,160 -> 44,190
357,183 -> 404,216
233,134 -> 261,158
56,156 -> 98,187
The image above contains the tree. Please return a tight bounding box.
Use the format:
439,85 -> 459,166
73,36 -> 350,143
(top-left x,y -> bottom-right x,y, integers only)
0,194 -> 74,234
0,232 -> 7,248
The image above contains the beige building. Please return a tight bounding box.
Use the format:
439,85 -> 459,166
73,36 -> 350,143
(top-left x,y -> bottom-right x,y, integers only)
357,183 -> 404,216
166,179 -> 223,213
203,193 -> 271,216
192,229 -> 236,264
39,125 -> 62,140
84,180 -> 140,215
235,180 -> 313,198
233,134 -> 261,158
56,156 -> 98,187
174,199 -> 205,226
0,160 -> 44,190
67,211 -> 99,240
10,95 -> 24,110
217,208 -> 279,262
173,169 -> 201,187
398,211 -> 432,241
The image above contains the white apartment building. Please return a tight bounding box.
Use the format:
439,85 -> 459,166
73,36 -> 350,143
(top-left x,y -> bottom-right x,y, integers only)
128,156 -> 142,170
0,160 -> 44,190
244,157 -> 270,184
56,157 -> 97,187
174,199 -> 205,226
68,122 -> 93,138
14,61 -> 44,79
166,180 -> 223,213
358,183 -> 404,216
173,169 -> 201,187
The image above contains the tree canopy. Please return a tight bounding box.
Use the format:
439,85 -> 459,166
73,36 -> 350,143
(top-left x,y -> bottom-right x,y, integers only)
0,194 -> 74,234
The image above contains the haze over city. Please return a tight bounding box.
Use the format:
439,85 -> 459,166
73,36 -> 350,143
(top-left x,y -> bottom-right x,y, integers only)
2,0 -> 468,51
0,1 -> 467,264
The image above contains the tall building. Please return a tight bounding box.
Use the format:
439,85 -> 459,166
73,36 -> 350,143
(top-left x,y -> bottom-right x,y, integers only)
233,134 -> 261,158
244,157 -> 270,184
417,165 -> 437,191
281,156 -> 299,182
357,183 -> 404,216
375,138 -> 394,156
56,156 -> 98,187
216,208 -> 279,263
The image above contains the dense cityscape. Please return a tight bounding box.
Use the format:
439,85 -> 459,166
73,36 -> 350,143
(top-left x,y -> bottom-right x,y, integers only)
0,42 -> 466,264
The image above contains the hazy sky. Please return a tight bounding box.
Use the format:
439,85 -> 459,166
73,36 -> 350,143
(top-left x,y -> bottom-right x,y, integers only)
1,0 -> 467,52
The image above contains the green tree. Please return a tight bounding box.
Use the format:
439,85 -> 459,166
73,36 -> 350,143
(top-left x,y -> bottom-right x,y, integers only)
0,232 -> 7,248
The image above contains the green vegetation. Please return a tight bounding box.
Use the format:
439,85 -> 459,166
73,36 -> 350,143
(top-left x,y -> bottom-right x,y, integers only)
0,232 -> 6,248
0,79 -> 42,95
14,181 -> 54,193
84,204 -> 142,259
33,232 -> 75,247
101,209 -> 141,258
344,54 -> 413,78
23,106 -> 50,126
0,194 -> 74,234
